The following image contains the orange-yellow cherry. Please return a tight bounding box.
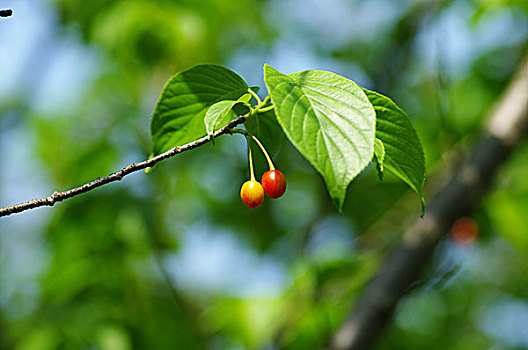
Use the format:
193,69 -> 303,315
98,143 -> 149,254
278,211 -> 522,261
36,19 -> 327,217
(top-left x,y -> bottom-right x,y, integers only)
261,170 -> 286,199
240,180 -> 264,209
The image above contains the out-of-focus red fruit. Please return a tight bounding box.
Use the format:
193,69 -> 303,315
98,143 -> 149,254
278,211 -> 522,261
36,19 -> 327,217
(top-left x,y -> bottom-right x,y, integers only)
451,217 -> 479,245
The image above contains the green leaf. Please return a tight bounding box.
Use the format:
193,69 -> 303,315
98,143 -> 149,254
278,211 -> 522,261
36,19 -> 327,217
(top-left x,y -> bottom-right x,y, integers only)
249,86 -> 260,95
150,64 -> 249,155
244,110 -> 285,158
363,88 -> 426,215
204,93 -> 252,137
264,64 -> 376,211
232,92 -> 252,116
374,137 -> 385,181
204,100 -> 239,137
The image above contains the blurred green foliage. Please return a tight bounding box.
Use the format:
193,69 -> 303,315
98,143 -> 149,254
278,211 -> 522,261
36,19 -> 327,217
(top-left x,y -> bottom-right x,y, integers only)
1,0 -> 528,349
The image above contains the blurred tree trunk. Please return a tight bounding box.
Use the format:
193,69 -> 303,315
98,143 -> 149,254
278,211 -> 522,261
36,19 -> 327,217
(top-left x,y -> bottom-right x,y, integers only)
331,55 -> 528,350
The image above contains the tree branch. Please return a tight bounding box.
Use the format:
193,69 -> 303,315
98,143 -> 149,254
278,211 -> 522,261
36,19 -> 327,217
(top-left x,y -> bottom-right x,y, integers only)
331,56 -> 528,350
0,115 -> 247,218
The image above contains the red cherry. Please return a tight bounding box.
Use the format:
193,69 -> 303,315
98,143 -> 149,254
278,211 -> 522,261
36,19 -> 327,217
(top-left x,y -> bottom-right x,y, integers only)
240,180 -> 264,209
261,170 -> 286,199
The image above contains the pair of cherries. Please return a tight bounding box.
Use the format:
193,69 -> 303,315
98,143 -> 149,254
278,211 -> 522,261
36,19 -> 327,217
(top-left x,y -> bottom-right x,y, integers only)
240,169 -> 286,209
239,134 -> 286,209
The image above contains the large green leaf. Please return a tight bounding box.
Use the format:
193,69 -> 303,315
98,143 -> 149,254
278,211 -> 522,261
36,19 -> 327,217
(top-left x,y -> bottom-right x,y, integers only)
150,64 -> 249,155
363,88 -> 426,214
264,64 -> 376,211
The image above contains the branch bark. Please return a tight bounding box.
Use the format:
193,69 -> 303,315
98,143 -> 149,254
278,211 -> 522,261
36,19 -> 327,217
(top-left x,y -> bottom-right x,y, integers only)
0,115 -> 247,218
331,56 -> 528,350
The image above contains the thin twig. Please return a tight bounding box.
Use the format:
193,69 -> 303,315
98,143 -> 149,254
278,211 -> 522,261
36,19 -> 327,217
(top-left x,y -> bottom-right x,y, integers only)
0,115 -> 247,218
0,9 -> 13,17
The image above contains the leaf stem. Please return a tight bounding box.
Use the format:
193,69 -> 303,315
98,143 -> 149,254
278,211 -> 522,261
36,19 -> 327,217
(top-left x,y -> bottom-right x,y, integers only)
248,88 -> 262,106
257,105 -> 275,113
261,95 -> 271,105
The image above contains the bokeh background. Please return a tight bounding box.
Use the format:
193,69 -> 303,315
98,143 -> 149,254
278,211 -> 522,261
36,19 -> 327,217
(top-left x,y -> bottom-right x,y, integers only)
1,0 -> 528,349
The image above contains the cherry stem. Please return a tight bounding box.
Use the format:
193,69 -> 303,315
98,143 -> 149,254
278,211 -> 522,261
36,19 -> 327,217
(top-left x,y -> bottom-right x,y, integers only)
232,128 -> 276,171
246,136 -> 256,181
250,134 -> 275,171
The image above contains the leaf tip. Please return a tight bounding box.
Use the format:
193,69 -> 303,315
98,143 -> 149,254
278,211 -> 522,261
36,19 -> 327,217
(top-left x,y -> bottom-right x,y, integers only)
419,195 -> 426,218
263,63 -> 278,75
376,166 -> 384,182
331,194 -> 345,214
